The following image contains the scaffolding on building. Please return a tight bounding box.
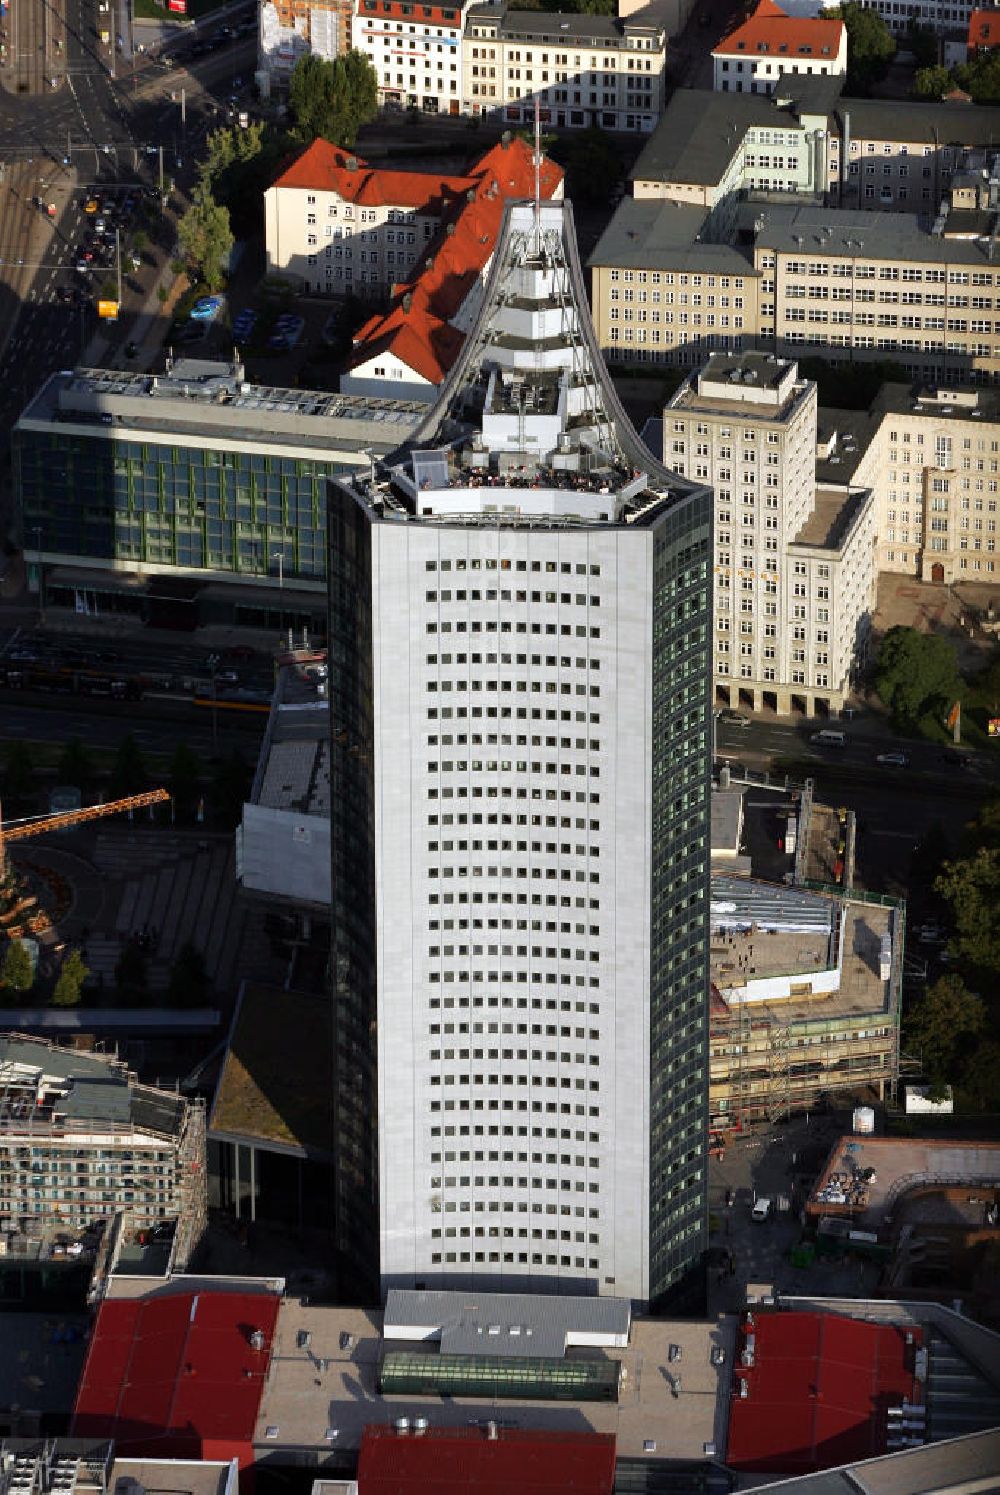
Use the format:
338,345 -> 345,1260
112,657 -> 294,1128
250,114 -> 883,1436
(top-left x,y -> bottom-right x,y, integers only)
709,885 -> 906,1129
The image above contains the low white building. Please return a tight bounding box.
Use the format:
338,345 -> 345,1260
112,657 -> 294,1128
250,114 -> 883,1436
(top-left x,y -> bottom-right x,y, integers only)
712,0 -> 846,94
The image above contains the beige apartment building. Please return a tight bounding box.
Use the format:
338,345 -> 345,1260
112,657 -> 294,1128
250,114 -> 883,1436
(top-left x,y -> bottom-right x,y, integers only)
461,4 -> 667,133
590,197 -> 1000,385
823,384 -> 1000,583
666,353 -> 875,716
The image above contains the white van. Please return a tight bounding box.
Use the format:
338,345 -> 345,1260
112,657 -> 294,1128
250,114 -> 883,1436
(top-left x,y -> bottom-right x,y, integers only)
751,1197 -> 773,1223
810,729 -> 846,748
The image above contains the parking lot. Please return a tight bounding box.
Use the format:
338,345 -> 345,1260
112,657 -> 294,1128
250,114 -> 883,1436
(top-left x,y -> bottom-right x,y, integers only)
707,1114 -> 886,1313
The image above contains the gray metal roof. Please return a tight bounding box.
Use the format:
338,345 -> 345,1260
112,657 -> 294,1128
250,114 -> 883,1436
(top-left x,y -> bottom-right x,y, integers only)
831,97 -> 1000,148
384,1289 -> 631,1359
58,1078 -> 131,1123
630,89 -> 807,187
588,199 -> 755,275
711,875 -> 834,934
752,201 -> 1000,267
466,3 -> 661,41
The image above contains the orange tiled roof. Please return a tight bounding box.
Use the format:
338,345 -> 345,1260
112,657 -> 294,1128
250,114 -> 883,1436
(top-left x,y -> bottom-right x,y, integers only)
349,136 -> 564,386
271,138 -> 477,210
714,0 -> 844,59
967,7 -> 1000,48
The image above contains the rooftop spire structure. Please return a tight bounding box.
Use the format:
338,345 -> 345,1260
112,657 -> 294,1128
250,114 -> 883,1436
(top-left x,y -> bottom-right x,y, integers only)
327,199 -> 713,1308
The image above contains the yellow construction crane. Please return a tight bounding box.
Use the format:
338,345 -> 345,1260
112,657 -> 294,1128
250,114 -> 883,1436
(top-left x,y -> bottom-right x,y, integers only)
0,790 -> 171,876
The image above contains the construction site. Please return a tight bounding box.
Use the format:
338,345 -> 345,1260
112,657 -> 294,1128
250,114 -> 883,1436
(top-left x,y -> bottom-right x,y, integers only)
708,876 -> 904,1134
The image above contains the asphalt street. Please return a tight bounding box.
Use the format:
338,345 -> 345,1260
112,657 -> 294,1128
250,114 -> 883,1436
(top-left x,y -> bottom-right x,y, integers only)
0,694 -> 263,756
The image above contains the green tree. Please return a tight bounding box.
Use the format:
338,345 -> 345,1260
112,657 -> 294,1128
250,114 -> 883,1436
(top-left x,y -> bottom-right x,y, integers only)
955,51 -> 1000,102
552,128 -> 622,207
955,1037 -> 1000,1111
210,749 -> 253,829
114,939 -> 148,999
168,742 -> 201,823
2,741 -> 36,804
874,625 -> 960,725
904,973 -> 984,1085
110,734 -> 149,799
288,51 -> 378,148
935,846 -> 1000,973
52,947 -> 89,1007
906,22 -> 938,67
1,938 -> 34,995
828,3 -> 896,91
57,736 -> 95,793
167,941 -> 210,1008
177,177 -> 233,291
913,64 -> 954,99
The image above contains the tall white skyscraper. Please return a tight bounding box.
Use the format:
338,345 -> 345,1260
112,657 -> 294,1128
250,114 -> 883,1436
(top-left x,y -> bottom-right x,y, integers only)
328,200 -> 713,1307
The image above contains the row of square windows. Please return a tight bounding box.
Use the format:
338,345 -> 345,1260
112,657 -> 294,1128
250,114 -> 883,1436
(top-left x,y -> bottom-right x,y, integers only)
425,590 -> 602,606
425,560 -> 602,574
430,1253 -> 599,1267
427,622 -> 603,637
430,948 -> 600,961
433,1227 -> 600,1241
432,1131 -> 600,1155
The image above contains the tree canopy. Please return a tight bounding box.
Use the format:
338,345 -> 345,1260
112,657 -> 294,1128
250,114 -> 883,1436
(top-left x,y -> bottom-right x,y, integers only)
913,64 -> 954,100
177,176 -> 233,291
874,625 -> 960,724
904,973 -> 984,1087
935,847 -> 1000,974
828,3 -> 896,91
1,939 -> 34,995
53,948 -> 89,1007
288,51 -> 378,148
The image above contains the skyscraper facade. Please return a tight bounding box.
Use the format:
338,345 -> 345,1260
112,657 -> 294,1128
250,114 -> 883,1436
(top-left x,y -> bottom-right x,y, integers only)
328,199 -> 712,1305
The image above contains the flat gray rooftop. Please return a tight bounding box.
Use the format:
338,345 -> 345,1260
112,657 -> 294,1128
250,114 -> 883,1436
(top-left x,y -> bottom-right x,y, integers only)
0,1314 -> 90,1419
588,199 -> 754,275
752,202 -> 999,266
815,407 -> 878,485
18,363 -> 424,456
254,1300 -> 736,1460
467,3 -> 661,41
630,89 -> 806,187
384,1288 -> 630,1359
112,1458 -> 233,1495
792,486 -> 871,554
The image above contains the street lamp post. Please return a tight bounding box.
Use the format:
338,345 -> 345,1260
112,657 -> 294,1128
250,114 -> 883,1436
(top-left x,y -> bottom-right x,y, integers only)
32,524 -> 46,625
271,549 -> 284,639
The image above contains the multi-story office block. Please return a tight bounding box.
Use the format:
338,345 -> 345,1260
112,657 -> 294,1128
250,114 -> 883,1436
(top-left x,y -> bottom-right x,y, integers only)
353,0 -> 470,114
0,1033 -> 206,1265
327,198 -> 713,1306
711,0 -> 846,96
461,4 -> 667,132
13,357 -> 424,626
666,354 -> 875,716
591,193 -> 1000,384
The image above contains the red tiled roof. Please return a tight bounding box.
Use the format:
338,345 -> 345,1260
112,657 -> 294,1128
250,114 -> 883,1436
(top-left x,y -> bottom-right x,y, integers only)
271,138 -> 476,209
358,1426 -> 616,1495
968,8 -> 1000,47
72,1289 -> 280,1469
726,1311 -> 921,1475
349,136 -> 563,385
714,0 -> 844,58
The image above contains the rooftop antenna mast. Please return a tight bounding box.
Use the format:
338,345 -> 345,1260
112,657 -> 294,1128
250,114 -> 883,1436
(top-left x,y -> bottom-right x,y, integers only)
533,97 -> 541,249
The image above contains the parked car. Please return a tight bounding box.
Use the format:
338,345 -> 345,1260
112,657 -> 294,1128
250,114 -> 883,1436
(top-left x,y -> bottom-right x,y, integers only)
717,708 -> 750,728
190,294 -> 224,321
232,307 -> 257,342
875,750 -> 909,767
